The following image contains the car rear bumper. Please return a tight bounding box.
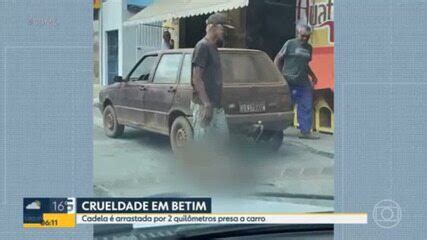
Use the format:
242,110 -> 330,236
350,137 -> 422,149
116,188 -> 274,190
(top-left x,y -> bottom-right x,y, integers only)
226,111 -> 294,132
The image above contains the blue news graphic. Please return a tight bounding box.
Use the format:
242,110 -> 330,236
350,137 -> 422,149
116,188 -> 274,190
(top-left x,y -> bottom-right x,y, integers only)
23,198 -> 71,225
76,198 -> 211,213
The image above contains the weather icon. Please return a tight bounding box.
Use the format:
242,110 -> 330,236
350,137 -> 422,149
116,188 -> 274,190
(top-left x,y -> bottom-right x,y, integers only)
25,200 -> 41,210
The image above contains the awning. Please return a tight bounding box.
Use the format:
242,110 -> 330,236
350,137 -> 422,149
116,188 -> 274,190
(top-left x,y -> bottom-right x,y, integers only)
127,0 -> 154,7
124,0 -> 249,26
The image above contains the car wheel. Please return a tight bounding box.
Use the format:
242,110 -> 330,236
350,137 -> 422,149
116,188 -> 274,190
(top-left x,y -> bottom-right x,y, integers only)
170,116 -> 193,153
261,130 -> 284,151
103,105 -> 124,138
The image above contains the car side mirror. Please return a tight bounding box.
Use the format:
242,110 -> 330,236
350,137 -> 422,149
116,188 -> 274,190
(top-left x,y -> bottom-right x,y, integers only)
113,76 -> 123,83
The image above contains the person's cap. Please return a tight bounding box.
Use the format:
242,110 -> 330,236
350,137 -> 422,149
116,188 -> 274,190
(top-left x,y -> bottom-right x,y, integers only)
206,13 -> 235,29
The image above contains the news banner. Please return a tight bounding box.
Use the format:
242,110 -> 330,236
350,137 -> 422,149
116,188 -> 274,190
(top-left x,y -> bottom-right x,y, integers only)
23,198 -> 367,228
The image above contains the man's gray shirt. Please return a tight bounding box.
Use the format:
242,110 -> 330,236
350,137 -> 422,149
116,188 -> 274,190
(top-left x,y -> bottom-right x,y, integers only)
192,38 -> 223,108
279,38 -> 312,87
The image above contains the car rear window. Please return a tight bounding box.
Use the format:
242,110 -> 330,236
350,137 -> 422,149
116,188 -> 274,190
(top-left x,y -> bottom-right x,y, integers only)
220,52 -> 283,84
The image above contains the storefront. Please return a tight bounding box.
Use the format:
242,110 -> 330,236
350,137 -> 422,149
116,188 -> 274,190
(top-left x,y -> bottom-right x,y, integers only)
124,0 -> 296,59
122,0 -> 334,133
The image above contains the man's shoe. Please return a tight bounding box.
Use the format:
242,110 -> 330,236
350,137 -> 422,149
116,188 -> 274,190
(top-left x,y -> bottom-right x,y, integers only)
298,132 -> 320,140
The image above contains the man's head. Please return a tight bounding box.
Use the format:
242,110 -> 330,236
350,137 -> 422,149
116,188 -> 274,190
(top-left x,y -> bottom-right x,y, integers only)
296,23 -> 312,43
163,30 -> 171,42
206,13 -> 234,44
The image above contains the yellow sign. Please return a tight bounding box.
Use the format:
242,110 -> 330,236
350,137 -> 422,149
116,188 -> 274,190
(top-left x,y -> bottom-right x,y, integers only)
94,0 -> 101,9
296,0 -> 334,47
23,213 -> 76,228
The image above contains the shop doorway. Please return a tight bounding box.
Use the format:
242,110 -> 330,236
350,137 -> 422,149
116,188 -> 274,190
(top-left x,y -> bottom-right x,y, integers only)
246,0 -> 296,59
179,14 -> 207,48
107,30 -> 119,84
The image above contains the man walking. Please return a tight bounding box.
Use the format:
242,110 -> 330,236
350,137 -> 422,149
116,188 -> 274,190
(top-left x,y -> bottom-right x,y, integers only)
184,13 -> 235,193
274,23 -> 319,139
191,13 -> 234,140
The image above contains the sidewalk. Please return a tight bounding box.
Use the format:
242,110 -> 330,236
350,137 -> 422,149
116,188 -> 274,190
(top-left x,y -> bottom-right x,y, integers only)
283,127 -> 334,158
93,83 -> 102,103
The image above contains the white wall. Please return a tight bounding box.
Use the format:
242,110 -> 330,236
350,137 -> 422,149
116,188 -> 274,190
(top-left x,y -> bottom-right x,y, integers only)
135,22 -> 163,58
100,0 -> 126,85
122,25 -> 138,77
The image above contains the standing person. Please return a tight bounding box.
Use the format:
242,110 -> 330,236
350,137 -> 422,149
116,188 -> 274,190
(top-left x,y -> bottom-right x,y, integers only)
191,13 -> 234,140
186,13 -> 236,195
274,23 -> 319,139
161,30 -> 174,50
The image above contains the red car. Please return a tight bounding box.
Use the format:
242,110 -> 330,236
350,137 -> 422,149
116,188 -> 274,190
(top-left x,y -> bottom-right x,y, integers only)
98,48 -> 293,151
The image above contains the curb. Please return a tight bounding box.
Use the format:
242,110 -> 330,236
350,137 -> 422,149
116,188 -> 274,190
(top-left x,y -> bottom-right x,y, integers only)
286,139 -> 334,159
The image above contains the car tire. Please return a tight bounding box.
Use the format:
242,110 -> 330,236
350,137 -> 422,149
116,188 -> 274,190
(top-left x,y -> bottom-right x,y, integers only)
170,116 -> 193,153
103,105 -> 124,138
261,130 -> 284,151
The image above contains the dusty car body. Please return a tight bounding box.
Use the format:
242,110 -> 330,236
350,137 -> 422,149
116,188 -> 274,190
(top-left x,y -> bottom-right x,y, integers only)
99,48 -> 294,151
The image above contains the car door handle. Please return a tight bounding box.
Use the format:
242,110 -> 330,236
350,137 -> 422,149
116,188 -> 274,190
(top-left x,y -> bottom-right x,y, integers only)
138,86 -> 147,91
167,86 -> 177,93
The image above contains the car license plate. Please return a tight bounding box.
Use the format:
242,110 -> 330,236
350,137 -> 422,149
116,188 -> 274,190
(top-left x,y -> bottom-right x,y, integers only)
239,102 -> 266,113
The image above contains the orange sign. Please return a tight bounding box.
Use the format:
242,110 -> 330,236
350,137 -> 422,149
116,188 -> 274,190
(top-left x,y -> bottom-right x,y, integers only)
296,0 -> 334,91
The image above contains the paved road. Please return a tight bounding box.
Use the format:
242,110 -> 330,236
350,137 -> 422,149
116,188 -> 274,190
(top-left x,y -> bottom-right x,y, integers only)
93,108 -> 334,201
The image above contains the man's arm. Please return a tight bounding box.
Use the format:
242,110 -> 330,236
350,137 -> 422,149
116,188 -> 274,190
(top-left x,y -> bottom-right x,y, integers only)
274,41 -> 288,71
306,45 -> 317,86
274,52 -> 284,71
192,66 -> 211,107
308,65 -> 318,85
192,66 -> 213,122
170,39 -> 175,49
